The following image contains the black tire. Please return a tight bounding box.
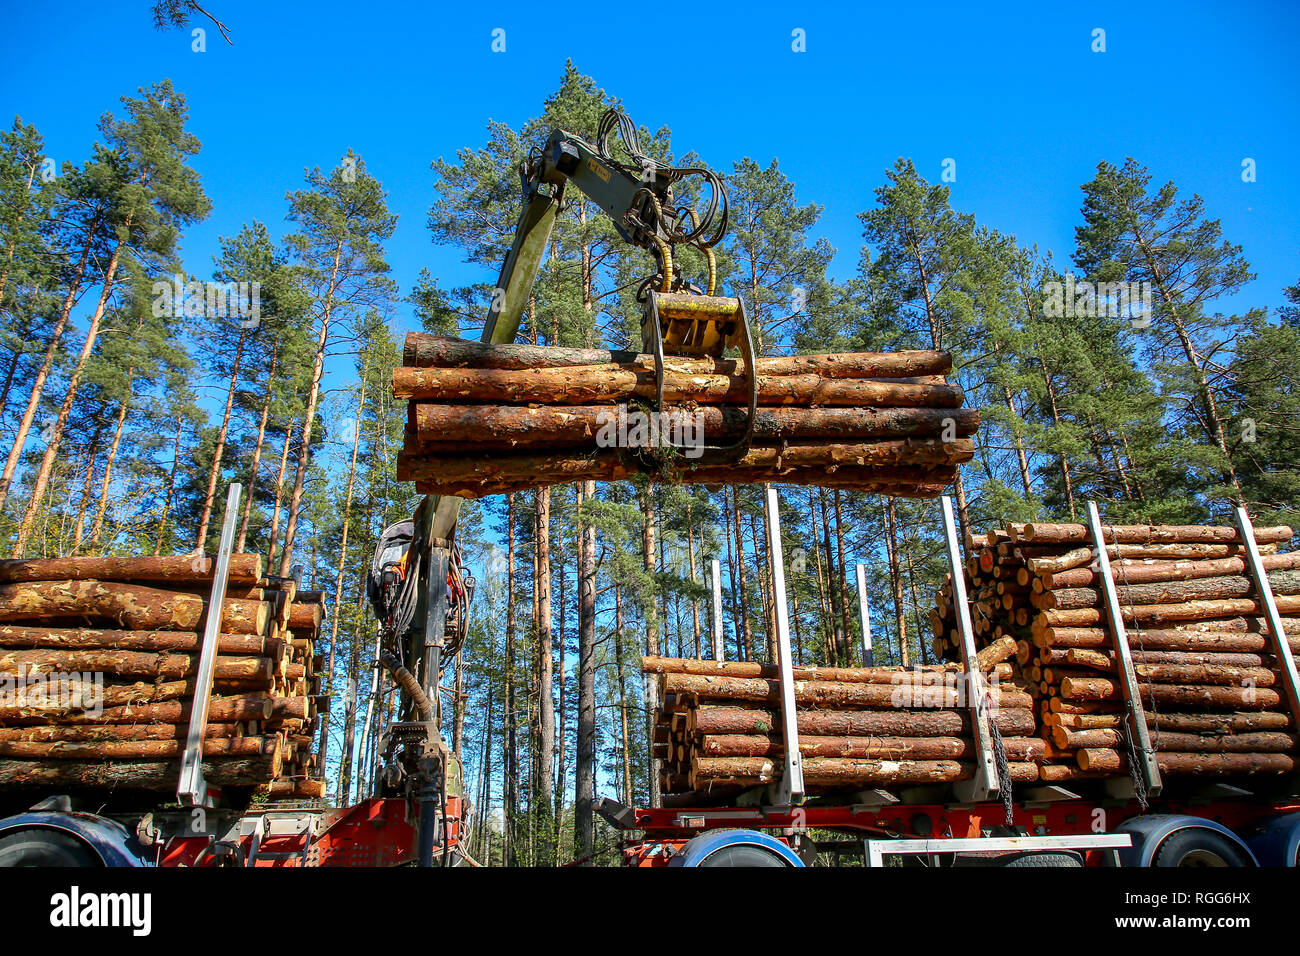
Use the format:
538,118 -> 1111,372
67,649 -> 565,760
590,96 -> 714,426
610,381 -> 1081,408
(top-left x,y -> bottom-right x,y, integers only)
696,845 -> 792,867
997,851 -> 1083,868
0,828 -> 102,867
1153,829 -> 1254,867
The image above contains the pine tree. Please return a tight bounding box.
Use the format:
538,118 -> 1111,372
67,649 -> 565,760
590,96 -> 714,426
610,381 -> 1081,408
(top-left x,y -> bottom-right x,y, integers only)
12,80 -> 211,556
1076,158 -> 1255,506
279,150 -> 397,574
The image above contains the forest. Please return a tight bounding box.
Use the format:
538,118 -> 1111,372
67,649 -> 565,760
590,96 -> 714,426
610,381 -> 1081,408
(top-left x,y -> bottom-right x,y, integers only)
2,59 -> 1297,865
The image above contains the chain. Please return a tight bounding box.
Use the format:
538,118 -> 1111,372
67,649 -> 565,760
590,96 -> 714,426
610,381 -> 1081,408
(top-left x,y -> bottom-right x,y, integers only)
989,718 -> 1015,826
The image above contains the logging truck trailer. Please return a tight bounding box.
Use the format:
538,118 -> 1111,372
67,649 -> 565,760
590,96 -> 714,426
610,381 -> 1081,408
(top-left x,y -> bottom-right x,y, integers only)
598,794 -> 1300,867
0,793 -> 468,867
0,484 -> 476,868
597,495 -> 1300,868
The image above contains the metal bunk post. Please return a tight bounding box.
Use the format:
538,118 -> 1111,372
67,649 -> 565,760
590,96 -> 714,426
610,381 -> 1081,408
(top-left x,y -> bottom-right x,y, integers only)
855,563 -> 874,666
710,558 -> 725,662
178,482 -> 242,807
941,495 -> 999,803
1085,501 -> 1162,797
763,486 -> 804,806
1232,506 -> 1300,730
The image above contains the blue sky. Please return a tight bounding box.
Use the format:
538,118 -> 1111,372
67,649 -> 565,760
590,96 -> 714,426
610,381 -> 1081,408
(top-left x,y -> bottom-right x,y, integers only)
3,0 -> 1299,816
3,0 -> 1298,322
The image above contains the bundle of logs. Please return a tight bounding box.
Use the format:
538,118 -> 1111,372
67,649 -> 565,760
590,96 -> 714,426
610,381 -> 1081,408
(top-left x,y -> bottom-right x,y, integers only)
931,522 -> 1300,783
392,333 -> 977,497
0,555 -> 327,801
642,643 -> 1039,804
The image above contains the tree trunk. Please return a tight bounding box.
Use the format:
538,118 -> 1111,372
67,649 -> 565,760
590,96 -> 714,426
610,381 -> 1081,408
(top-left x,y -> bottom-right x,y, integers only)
266,424 -> 294,569
885,497 -> 909,666
730,486 -> 753,662
196,326 -> 248,549
155,416 -> 185,555
87,385 -> 131,550
641,481 -> 662,807
0,225 -> 97,515
535,485 -> 554,860
14,228 -> 129,557
503,492 -> 518,865
574,479 -> 596,863
317,368 -> 367,771
237,343 -> 279,552
279,243 -> 342,575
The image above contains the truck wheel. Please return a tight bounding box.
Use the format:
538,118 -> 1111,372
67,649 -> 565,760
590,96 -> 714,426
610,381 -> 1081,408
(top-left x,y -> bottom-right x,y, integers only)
996,851 -> 1083,868
1153,829 -> 1254,867
695,844 -> 791,867
0,828 -> 103,867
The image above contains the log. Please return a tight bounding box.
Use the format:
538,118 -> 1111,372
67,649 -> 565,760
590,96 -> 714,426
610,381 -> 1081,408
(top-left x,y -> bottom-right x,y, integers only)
0,753 -> 281,787
259,778 -> 327,799
974,635 -> 1017,672
0,695 -> 274,724
1026,542 -> 1270,575
409,397 -> 979,451
0,579 -> 268,634
0,736 -> 274,759
0,723 -> 240,741
1035,594 -> 1300,628
1041,551 -> 1300,589
690,756 -> 1039,788
1036,626 -> 1300,652
408,442 -> 977,486
1058,678 -> 1281,709
0,554 -> 264,585
392,364 -> 966,407
1069,647 -> 1270,668
403,444 -> 969,487
661,672 -> 1033,709
1148,712 -> 1292,733
1054,657 -> 1276,687
0,648 -> 272,681
416,464 -> 957,499
696,733 -> 1045,761
1054,727 -> 1297,753
402,333 -> 954,378
1035,569 -> 1300,610
1016,523 -> 1292,545
689,705 -> 1037,737
286,601 -> 324,630
0,626 -> 275,655
0,679 -> 304,715
1077,749 -> 1296,775
640,655 -> 1011,685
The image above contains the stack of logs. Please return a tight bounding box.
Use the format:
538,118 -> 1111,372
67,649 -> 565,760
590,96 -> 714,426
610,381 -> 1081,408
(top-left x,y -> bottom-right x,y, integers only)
642,641 -> 1040,803
931,523 -> 1300,783
392,333 -> 977,497
0,555 -> 327,801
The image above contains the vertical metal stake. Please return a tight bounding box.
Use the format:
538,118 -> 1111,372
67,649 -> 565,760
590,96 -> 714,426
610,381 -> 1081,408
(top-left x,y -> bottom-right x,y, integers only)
764,486 -> 804,805
710,558 -> 725,662
942,495 -> 999,803
178,482 -> 242,807
1086,500 -> 1162,795
1233,507 -> 1300,728
855,563 -> 873,666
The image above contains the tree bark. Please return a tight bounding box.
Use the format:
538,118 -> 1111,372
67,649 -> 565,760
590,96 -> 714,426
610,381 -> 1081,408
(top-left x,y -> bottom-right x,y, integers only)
279,242 -> 342,576
14,225 -> 131,557
574,479 -> 596,863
